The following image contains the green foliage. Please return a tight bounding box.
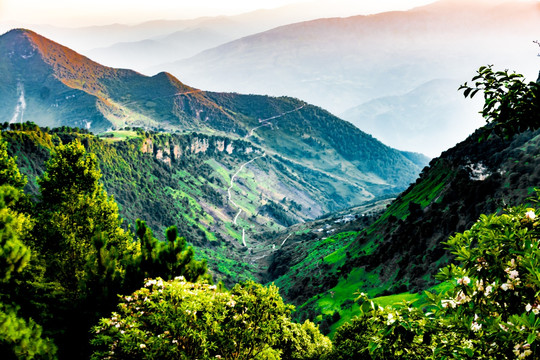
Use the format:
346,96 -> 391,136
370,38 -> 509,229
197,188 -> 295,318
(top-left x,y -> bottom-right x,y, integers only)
91,279 -> 330,359
0,186 -> 31,282
127,220 -> 212,286
328,293 -> 469,360
434,202 -> 540,358
460,65 -> 540,140
0,303 -> 57,360
0,185 -> 57,359
330,195 -> 540,359
0,136 -> 27,190
0,154 -> 56,359
35,139 -> 132,292
279,319 -> 332,360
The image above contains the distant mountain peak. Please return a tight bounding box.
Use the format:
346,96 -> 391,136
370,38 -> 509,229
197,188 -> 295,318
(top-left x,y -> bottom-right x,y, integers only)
2,28 -> 119,98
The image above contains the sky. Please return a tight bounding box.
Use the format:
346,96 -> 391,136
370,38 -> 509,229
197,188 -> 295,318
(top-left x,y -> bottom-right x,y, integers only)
0,0 -> 439,27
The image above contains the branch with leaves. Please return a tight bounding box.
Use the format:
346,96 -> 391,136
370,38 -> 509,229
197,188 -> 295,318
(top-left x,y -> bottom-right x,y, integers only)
460,65 -> 540,140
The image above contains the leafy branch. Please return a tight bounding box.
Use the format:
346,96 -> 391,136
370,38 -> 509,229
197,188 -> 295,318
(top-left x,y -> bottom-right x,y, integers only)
459,65 -> 540,140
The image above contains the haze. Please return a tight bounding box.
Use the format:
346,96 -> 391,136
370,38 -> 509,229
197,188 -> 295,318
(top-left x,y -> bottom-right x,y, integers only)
0,0 -> 537,157
1,0 -> 438,27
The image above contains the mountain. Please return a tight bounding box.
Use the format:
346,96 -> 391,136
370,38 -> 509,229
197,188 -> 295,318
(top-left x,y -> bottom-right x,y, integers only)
262,124 -> 540,333
153,0 -> 540,155
340,79 -> 482,157
0,29 -> 428,284
86,28 -> 232,71
0,1 -> 435,72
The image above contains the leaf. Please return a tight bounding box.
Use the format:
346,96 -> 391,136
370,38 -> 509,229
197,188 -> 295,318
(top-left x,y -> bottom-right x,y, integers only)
528,332 -> 536,345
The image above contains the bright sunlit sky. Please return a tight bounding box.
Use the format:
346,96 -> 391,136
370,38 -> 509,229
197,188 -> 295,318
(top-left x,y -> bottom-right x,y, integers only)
0,0 -> 440,27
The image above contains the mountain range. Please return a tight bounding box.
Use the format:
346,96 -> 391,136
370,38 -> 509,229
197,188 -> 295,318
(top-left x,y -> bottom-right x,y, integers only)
0,28 -> 428,284
148,0 -> 539,156
3,25 -> 540,340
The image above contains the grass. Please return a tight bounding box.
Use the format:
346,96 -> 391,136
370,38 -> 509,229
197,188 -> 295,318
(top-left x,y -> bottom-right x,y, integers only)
99,130 -> 140,142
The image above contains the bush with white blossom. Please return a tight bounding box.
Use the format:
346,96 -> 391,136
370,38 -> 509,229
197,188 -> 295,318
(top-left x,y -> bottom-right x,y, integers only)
90,278 -> 330,359
330,199 -> 540,359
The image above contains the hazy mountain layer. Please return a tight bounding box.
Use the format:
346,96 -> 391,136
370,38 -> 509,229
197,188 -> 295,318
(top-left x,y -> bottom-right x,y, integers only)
0,29 -> 428,201
0,29 -> 430,284
155,0 -> 539,155
340,79 -> 482,156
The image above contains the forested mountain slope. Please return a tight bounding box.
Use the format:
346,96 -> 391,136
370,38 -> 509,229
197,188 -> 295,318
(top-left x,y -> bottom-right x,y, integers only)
265,125 -> 540,332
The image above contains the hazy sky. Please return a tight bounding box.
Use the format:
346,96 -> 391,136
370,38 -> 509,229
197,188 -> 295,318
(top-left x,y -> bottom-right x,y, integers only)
0,0 -> 439,26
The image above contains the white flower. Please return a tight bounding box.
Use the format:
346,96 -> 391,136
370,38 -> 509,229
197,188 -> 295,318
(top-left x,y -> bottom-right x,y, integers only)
509,270 -> 520,280
386,313 -> 396,326
471,321 -> 482,332
476,279 -> 484,291
526,304 -> 532,312
510,258 -> 517,268
457,276 -> 471,286
525,210 -> 536,221
140,343 -> 146,349
500,283 -> 511,291
209,285 -> 217,291
442,299 -> 456,308
484,285 -> 493,297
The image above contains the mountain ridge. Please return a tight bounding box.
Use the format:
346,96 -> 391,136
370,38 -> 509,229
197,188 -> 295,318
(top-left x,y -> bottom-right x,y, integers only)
0,28 -> 427,201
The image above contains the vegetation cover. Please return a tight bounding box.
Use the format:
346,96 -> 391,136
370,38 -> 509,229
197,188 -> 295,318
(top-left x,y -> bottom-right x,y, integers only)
1,32 -> 540,358
0,130 -> 329,359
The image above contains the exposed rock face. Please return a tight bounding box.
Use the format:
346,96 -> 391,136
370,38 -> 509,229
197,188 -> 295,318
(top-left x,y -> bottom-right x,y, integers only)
191,137 -> 209,153
173,144 -> 182,159
216,140 -> 225,152
141,138 -> 153,154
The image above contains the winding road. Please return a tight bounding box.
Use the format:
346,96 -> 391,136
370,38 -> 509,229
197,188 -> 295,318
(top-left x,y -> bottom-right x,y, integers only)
227,153 -> 266,226
228,104 -> 306,248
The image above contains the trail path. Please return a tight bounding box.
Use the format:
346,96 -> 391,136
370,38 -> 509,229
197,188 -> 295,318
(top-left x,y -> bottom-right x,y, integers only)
120,89 -> 203,107
227,104 -> 306,248
246,104 -> 305,138
228,153 -> 266,226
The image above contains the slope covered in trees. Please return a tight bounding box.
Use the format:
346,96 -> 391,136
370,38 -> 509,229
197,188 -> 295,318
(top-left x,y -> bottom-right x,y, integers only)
265,67 -> 540,335
0,133 -> 330,359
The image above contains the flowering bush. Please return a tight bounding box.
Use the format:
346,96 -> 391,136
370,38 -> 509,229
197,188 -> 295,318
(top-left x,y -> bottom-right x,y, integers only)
331,199 -> 540,359
91,278 -> 330,359
435,203 -> 540,358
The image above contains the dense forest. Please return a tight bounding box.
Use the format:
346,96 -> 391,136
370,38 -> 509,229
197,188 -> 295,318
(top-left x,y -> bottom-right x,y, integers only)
2,65 -> 540,359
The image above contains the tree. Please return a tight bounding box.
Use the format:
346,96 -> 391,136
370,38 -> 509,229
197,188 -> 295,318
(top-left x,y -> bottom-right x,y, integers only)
122,220 -> 211,291
460,65 -> 540,140
91,279 -> 330,360
0,185 -> 57,359
330,196 -> 540,359
0,186 -> 31,282
0,136 -> 26,190
434,202 -> 540,358
279,319 -> 332,360
35,139 -> 132,292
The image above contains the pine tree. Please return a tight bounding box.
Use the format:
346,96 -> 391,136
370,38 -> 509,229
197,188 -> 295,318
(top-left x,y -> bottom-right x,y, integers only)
35,139 -> 131,292
0,136 -> 26,189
